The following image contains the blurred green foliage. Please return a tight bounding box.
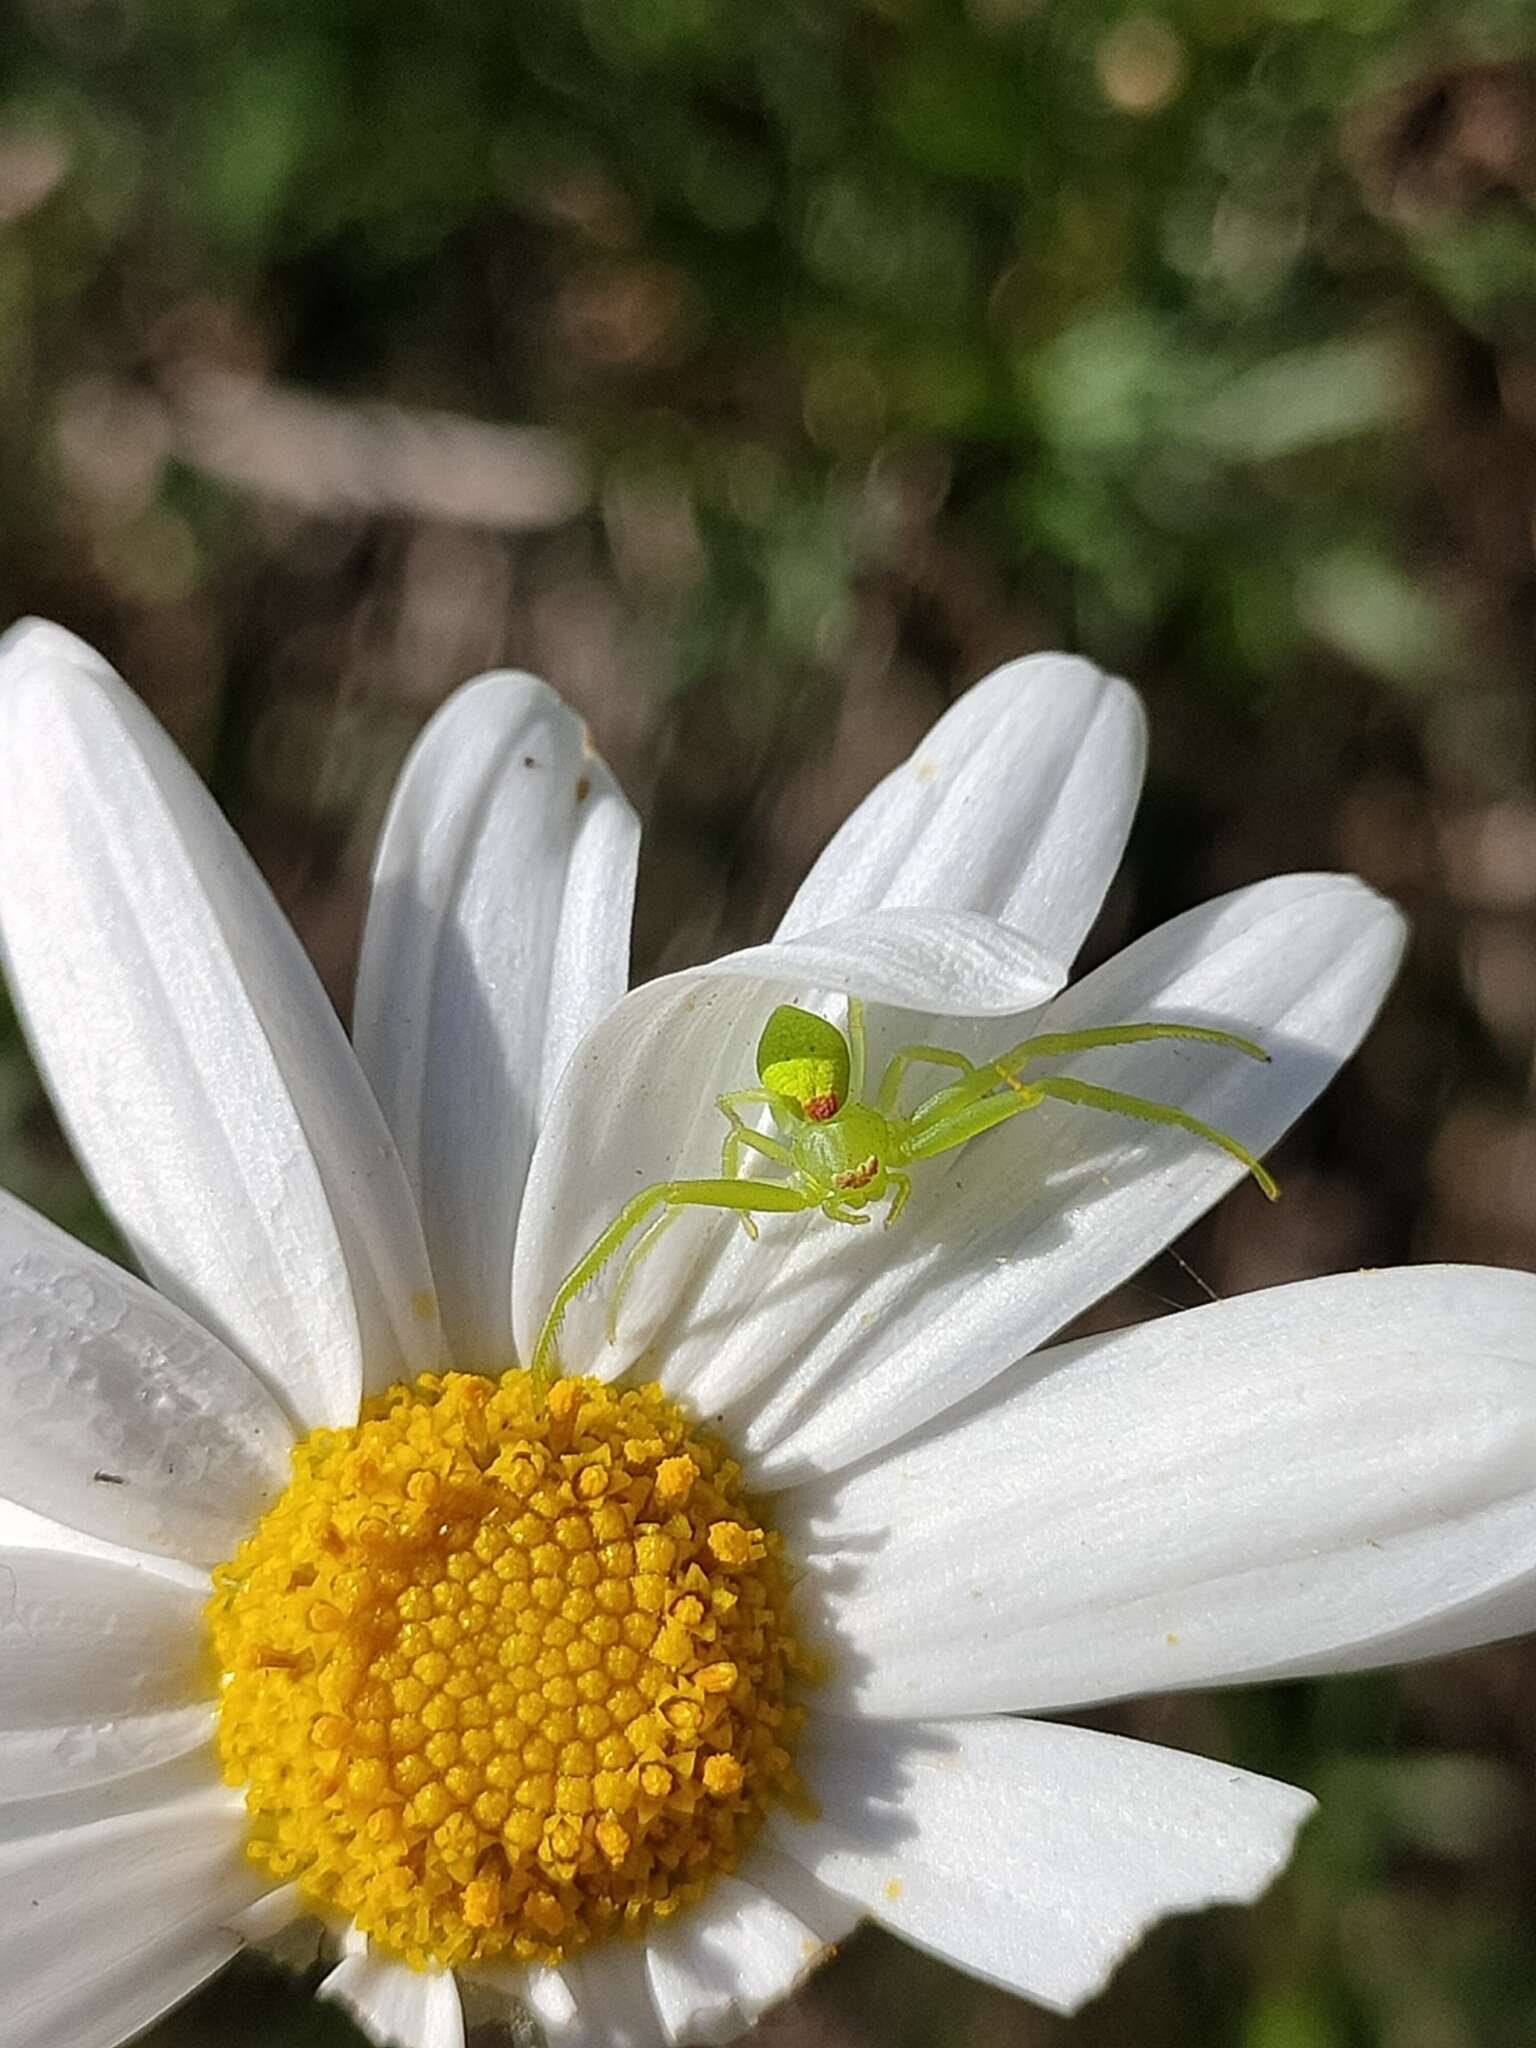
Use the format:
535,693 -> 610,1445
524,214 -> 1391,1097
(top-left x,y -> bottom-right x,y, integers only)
3,2 -> 1536,2046
5,0 -> 1536,708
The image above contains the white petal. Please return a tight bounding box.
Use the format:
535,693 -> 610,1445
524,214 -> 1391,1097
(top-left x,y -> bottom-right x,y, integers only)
645,1874 -> 832,2045
541,1941 -> 667,2048
512,910 -> 1065,1371
663,872 -> 1405,1483
0,1746 -> 226,1849
735,1841 -> 865,1946
702,909 -> 1065,1015
0,620 -> 439,1430
226,1882 -> 307,1946
773,1713 -> 1311,2015
786,1265 -> 1536,1718
472,1854 -> 855,2048
779,653 -> 1145,967
0,1780 -> 266,2048
0,1493 -> 199,1573
0,1549 -> 212,1802
522,1965 -> 578,2031
0,1702 -> 214,1815
0,1190 -> 291,1564
319,1951 -> 465,2048
355,673 -> 638,1368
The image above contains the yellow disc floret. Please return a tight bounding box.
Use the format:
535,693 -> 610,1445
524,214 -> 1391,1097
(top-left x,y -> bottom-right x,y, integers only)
208,1372 -> 809,1971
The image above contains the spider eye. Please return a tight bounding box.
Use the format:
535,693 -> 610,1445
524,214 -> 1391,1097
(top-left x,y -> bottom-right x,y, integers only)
756,1004 -> 851,1112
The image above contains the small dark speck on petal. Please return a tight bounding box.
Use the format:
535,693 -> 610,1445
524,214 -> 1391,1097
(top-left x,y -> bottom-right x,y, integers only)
523,755 -> 539,769
93,1470 -> 127,1485
575,775 -> 591,802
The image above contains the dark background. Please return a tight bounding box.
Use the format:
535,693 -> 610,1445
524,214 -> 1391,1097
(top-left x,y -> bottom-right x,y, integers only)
3,2 -> 1536,2042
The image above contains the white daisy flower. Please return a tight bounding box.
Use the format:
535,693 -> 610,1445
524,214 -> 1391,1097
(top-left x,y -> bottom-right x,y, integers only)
1,615 -> 1534,2048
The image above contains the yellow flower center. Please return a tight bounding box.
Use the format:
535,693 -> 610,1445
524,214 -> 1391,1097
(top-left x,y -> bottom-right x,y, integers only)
208,1371 -> 808,1971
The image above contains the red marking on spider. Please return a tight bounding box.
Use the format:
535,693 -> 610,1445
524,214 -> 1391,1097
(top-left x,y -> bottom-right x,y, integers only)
804,1093 -> 840,1122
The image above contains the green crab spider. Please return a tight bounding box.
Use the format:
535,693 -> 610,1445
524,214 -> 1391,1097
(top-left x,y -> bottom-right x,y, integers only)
528,998 -> 1278,1389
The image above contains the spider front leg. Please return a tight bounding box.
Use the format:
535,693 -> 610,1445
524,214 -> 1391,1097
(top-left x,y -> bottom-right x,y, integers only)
529,1174 -> 822,1392
898,1086 -> 1044,1163
876,1042 -> 976,1118
846,996 -> 867,1101
896,1070 -> 1277,1198
906,1019 -> 1270,1131
1026,1075 -> 1278,1197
